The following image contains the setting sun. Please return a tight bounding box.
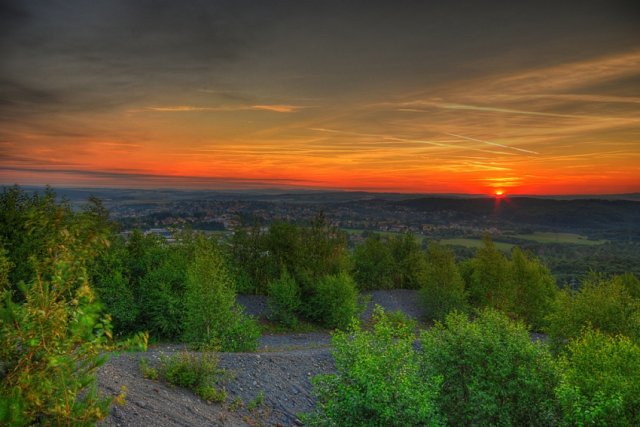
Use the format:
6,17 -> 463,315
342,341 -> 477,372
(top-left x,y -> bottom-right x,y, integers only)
495,190 -> 505,197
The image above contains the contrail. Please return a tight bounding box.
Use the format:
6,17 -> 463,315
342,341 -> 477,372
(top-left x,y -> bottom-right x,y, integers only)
445,133 -> 539,155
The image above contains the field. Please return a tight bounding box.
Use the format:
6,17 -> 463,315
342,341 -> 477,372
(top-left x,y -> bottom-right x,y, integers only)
439,238 -> 514,252
511,232 -> 608,245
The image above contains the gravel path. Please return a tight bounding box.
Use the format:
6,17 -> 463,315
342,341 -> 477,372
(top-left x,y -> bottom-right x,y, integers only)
98,290 -> 422,426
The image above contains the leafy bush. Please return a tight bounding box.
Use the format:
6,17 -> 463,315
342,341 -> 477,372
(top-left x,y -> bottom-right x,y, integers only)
159,352 -> 226,402
308,273 -> 359,329
556,328 -> 640,426
268,269 -> 301,327
546,273 -> 640,348
307,306 -> 443,426
421,309 -> 559,426
420,242 -> 468,321
183,237 -> 260,352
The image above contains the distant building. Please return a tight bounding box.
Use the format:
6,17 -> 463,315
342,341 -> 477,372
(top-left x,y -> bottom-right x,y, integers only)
144,228 -> 175,243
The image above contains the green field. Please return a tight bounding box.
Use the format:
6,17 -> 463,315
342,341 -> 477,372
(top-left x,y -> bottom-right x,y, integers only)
439,238 -> 514,252
511,232 -> 607,245
342,228 -> 427,243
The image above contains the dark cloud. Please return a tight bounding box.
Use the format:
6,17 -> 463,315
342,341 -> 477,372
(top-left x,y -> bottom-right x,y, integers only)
1,0 -> 637,143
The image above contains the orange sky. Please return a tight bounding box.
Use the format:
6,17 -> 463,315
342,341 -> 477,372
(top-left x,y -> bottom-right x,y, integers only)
1,1 -> 639,195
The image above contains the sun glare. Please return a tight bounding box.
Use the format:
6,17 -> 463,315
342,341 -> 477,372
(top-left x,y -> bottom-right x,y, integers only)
495,190 -> 505,197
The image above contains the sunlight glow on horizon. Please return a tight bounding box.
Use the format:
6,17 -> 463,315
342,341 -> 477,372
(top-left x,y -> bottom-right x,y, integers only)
1,3 -> 638,195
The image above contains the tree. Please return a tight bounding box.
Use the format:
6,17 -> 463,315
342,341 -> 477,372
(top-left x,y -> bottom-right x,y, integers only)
509,247 -> 557,330
268,269 -> 301,327
0,187 -> 132,425
183,236 -> 259,352
389,233 -> 427,289
352,234 -> 394,290
420,243 -> 468,321
465,235 -> 513,311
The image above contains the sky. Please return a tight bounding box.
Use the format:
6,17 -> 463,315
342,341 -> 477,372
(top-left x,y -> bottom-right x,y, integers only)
1,0 -> 639,195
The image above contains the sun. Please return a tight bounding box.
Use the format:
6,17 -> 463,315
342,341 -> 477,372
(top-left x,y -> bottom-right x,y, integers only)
495,190 -> 505,197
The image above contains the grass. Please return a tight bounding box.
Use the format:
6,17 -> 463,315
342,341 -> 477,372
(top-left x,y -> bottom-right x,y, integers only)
439,238 -> 514,252
511,232 -> 607,245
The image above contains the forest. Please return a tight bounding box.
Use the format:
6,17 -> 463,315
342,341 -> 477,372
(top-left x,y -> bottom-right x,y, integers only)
1,186 -> 639,426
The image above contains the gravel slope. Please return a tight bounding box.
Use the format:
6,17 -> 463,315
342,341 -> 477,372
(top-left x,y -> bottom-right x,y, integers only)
98,290 -> 421,426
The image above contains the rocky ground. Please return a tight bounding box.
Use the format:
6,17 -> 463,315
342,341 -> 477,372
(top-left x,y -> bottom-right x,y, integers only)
98,290 -> 423,427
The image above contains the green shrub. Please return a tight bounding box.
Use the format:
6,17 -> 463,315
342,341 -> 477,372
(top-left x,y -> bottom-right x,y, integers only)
307,306 -> 443,426
138,358 -> 159,380
268,269 -> 301,327
159,352 -> 226,402
421,309 -> 559,426
308,273 -> 359,329
556,328 -> 640,426
183,237 -> 260,352
546,273 -> 640,348
420,242 -> 468,321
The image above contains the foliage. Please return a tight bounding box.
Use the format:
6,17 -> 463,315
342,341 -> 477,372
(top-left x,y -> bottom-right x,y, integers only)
183,236 -> 260,352
420,242 -> 468,321
421,309 -> 559,426
352,233 -> 394,290
546,273 -> 640,348
138,358 -> 159,380
131,232 -> 190,340
307,306 -> 443,426
268,269 -> 301,327
91,236 -> 139,335
388,233 -> 427,289
307,273 -> 359,330
0,188 -> 128,426
556,329 -> 640,426
509,247 -> 558,330
158,352 -> 226,402
228,214 -> 348,295
465,235 -> 513,311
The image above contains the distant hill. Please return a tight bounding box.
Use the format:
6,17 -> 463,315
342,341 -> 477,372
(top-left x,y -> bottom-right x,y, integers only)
397,197 -> 640,237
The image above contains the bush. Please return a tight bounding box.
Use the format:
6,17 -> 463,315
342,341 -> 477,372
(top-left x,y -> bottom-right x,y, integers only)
546,273 -> 640,348
158,352 -> 226,402
556,329 -> 640,426
268,269 -> 301,327
308,273 -> 359,329
420,243 -> 468,321
307,306 -> 443,426
421,309 -> 559,426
